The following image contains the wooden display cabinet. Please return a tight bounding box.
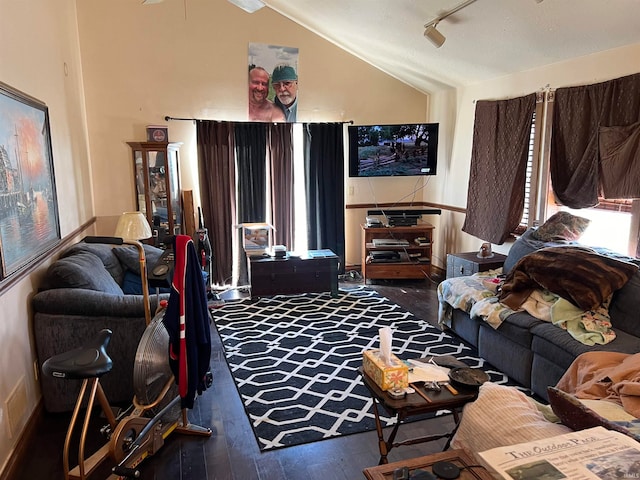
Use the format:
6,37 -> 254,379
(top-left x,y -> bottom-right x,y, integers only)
361,223 -> 434,281
127,141 -> 183,247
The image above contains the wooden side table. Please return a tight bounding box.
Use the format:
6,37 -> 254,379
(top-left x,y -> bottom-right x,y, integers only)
360,370 -> 477,465
363,449 -> 493,480
446,252 -> 507,279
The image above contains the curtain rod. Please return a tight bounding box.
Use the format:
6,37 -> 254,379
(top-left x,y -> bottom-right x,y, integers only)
164,116 -> 354,124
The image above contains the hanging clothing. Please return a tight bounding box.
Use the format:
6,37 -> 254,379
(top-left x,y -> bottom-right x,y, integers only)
163,235 -> 212,409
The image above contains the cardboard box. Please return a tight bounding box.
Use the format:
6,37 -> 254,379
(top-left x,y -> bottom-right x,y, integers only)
362,349 -> 408,391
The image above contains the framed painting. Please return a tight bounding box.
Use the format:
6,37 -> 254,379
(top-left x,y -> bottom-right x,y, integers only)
0,82 -> 60,278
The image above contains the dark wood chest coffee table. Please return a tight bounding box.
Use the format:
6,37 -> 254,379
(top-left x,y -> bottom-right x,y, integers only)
249,249 -> 339,299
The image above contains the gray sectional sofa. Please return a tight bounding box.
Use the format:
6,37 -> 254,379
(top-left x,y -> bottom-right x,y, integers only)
440,228 -> 640,401
32,241 -> 170,412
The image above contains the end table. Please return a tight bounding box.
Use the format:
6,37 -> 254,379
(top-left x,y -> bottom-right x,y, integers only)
446,252 -> 507,279
360,369 -> 477,465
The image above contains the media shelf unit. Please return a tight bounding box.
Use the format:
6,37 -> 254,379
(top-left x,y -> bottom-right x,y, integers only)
361,223 -> 434,282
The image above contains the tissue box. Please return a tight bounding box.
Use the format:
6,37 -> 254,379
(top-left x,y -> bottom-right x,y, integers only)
362,349 -> 408,391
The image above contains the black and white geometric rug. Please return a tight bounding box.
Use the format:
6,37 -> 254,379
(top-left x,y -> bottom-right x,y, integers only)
212,285 -> 515,451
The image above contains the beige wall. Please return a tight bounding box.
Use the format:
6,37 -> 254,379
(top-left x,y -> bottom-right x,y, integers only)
0,0 -> 93,472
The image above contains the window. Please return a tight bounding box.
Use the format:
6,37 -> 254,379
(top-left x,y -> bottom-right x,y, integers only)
522,90 -> 638,257
560,205 -> 632,254
517,111 -> 536,233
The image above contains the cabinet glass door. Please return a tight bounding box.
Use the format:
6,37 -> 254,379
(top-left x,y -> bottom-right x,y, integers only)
167,147 -> 181,235
128,141 -> 183,247
147,150 -> 168,239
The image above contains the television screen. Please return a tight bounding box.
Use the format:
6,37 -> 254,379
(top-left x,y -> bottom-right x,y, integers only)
348,123 -> 439,177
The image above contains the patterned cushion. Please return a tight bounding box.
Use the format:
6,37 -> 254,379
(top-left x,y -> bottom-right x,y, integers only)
532,212 -> 590,242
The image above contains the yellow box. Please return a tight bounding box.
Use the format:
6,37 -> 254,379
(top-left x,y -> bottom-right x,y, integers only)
362,349 -> 409,391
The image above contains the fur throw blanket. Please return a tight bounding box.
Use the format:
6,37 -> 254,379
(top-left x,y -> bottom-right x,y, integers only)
498,246 -> 638,311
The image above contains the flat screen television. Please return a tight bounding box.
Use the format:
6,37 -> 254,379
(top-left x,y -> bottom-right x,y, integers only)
348,123 -> 439,177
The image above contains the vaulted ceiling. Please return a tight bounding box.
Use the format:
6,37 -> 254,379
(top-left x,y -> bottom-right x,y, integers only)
263,0 -> 640,93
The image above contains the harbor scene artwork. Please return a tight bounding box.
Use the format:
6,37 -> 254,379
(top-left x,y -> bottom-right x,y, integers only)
0,83 -> 59,278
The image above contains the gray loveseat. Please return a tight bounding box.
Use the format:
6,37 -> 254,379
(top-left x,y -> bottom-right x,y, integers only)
440,228 -> 640,401
32,241 -> 170,412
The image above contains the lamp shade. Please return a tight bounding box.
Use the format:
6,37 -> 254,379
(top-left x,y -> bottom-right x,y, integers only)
115,212 -> 152,241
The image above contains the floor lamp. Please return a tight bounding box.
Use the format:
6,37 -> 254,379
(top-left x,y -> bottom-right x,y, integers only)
115,211 -> 153,325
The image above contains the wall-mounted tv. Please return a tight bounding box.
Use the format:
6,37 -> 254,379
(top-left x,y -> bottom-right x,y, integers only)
348,123 -> 439,177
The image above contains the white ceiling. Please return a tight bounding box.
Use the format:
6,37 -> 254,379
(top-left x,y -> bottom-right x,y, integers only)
263,0 -> 640,94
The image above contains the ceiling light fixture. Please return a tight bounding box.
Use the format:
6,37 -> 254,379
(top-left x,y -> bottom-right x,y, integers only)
227,0 -> 266,13
423,0 -> 478,48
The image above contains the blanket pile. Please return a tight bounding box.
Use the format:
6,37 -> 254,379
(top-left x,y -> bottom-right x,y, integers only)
556,351 -> 640,418
438,270 -> 617,346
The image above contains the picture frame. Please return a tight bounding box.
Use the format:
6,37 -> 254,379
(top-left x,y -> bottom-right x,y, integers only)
0,82 -> 60,278
241,222 -> 274,257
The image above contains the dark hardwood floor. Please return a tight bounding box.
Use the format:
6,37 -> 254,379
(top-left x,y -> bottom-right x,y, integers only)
15,278 -> 455,480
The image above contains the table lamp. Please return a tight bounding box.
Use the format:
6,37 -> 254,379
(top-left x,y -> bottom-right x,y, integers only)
115,211 -> 153,325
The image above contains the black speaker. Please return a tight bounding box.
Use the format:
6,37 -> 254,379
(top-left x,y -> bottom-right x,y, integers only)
367,209 -> 442,216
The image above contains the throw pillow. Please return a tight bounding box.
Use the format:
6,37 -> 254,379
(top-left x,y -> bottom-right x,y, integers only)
122,270 -> 172,295
532,212 -> 591,242
503,228 -> 541,273
61,242 -> 125,285
46,252 -> 124,295
450,382 -> 571,459
609,269 -> 640,337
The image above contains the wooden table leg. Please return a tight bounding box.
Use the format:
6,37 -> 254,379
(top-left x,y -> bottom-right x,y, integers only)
370,398 -> 389,464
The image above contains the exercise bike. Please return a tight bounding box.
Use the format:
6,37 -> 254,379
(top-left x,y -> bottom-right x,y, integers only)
43,237 -> 212,479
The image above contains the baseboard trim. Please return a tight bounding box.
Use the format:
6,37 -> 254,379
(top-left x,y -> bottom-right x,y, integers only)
1,400 -> 44,480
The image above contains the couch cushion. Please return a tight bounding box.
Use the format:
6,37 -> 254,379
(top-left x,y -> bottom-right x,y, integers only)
46,252 -> 124,295
60,242 -> 125,285
113,244 -> 165,275
531,323 -> 640,370
610,269 -> 640,337
503,228 -> 541,274
503,228 -> 584,274
478,325 -> 533,388
495,311 -> 544,347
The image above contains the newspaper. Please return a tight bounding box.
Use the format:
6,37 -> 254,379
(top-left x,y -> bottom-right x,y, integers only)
478,426 -> 640,480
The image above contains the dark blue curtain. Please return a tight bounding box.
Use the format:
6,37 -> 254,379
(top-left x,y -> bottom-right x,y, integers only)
235,123 -> 267,223
304,123 -> 345,272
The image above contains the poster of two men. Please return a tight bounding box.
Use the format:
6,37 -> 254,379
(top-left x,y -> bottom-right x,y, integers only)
248,43 -> 298,122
